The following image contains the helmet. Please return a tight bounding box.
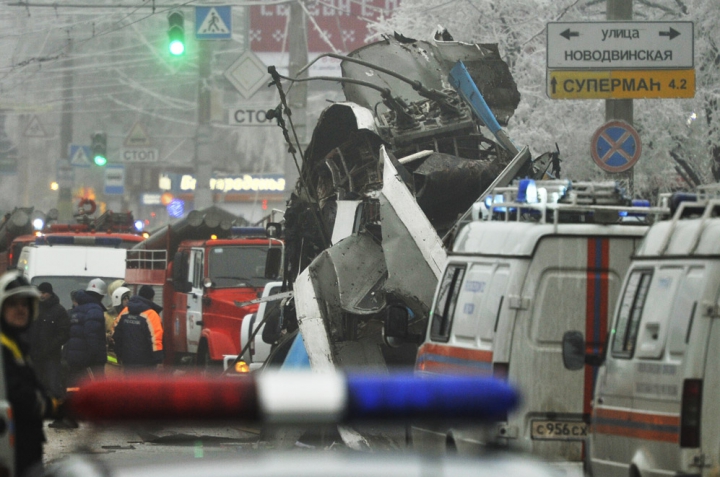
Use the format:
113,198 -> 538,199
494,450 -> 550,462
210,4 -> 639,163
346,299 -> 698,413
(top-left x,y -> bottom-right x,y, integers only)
0,271 -> 40,323
86,278 -> 108,296
107,279 -> 126,299
111,287 -> 131,307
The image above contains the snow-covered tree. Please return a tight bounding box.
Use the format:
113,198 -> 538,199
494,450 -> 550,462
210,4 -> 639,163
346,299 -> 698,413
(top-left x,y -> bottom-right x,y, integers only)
372,0 -> 720,196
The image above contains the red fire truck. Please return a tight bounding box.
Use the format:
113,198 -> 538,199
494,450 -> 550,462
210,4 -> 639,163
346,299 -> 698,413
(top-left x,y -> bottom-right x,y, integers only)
126,206 -> 283,367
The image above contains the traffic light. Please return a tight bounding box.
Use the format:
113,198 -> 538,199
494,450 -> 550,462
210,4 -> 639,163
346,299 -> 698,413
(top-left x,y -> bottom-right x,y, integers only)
168,10 -> 185,56
90,132 -> 107,166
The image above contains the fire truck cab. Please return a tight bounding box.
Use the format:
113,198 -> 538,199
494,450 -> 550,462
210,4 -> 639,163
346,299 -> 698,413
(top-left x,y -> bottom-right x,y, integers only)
170,236 -> 283,366
126,226 -> 283,367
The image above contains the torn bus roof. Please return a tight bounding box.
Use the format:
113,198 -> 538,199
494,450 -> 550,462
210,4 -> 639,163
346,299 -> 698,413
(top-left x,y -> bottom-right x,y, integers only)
341,33 -> 520,128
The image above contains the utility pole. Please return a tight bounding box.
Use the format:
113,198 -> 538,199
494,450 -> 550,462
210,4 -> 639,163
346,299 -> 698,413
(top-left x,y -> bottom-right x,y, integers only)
194,39 -> 213,210
285,0 -> 308,194
58,38 -> 74,221
606,0 -> 634,195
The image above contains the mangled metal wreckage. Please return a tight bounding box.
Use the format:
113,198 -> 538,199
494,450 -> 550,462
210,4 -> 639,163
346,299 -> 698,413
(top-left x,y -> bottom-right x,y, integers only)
279,33 -> 555,373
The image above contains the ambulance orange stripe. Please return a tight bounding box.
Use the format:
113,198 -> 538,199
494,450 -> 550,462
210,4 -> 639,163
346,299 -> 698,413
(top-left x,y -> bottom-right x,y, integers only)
593,407 -> 680,443
419,360 -> 490,374
593,424 -> 679,443
594,408 -> 680,426
417,343 -> 493,362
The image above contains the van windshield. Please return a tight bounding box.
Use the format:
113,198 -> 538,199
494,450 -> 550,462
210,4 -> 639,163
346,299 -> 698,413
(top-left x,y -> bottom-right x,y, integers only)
208,246 -> 270,288
30,276 -> 121,309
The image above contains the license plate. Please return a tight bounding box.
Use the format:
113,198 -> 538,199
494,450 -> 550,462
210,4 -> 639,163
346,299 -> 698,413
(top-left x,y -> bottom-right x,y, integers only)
531,420 -> 588,440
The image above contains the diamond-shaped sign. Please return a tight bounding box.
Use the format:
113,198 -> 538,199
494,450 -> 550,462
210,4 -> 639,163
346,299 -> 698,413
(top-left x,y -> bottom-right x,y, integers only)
224,51 -> 268,99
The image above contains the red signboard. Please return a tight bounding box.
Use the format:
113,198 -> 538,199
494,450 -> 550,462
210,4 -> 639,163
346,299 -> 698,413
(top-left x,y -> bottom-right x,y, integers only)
250,0 -> 400,53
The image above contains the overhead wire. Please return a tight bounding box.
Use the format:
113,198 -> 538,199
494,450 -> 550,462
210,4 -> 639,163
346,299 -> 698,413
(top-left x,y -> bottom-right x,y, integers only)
0,0 -> 198,87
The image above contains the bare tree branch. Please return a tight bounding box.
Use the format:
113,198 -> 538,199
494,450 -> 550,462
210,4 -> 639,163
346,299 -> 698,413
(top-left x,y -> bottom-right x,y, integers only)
673,0 -> 689,15
521,0 -> 581,48
635,0 -> 681,16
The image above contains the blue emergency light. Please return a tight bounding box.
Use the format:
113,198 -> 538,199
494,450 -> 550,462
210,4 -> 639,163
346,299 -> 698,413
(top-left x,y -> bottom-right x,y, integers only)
70,372 -> 519,424
620,199 -> 653,218
37,236 -> 123,247
516,179 -> 538,204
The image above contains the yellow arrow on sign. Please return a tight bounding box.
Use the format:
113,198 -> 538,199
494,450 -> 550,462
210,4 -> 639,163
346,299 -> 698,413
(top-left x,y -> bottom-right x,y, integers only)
547,69 -> 695,99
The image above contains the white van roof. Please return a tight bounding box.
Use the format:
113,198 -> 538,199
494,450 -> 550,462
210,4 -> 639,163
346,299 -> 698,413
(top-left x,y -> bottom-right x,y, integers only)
454,221 -> 648,256
22,245 -> 127,278
637,215 -> 720,257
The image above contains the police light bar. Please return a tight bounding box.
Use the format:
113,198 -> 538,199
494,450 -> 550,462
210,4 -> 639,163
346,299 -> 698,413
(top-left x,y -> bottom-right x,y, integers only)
37,236 -> 124,247
69,372 -> 518,424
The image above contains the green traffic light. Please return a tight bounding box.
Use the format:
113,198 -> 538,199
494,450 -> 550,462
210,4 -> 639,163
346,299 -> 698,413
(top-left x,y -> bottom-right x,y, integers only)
169,40 -> 185,56
94,155 -> 107,167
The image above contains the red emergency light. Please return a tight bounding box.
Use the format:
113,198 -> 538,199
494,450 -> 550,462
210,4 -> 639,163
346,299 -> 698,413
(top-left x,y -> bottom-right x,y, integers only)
69,372 -> 518,424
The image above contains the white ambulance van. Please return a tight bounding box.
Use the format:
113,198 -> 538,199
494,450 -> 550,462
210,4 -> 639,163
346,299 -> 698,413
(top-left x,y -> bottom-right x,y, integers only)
562,190 -> 720,477
17,235 -> 128,308
395,180 -> 667,473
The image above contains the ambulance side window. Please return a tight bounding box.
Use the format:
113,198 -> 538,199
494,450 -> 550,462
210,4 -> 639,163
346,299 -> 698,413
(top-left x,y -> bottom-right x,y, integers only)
612,270 -> 652,358
430,264 -> 466,342
192,251 -> 204,289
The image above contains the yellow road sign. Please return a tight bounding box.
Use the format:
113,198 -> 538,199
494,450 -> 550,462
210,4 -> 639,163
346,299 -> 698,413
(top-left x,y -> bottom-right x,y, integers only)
547,69 -> 695,99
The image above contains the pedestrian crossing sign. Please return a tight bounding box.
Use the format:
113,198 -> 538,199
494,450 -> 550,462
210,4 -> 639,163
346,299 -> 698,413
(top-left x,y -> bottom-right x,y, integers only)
195,6 -> 232,40
69,144 -> 92,168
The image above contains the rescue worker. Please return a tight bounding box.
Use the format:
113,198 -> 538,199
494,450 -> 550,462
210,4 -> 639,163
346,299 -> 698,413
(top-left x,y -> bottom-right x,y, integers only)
0,271 -> 62,476
104,280 -> 127,376
68,290 -> 80,310
109,287 -> 131,326
27,282 -> 70,429
113,285 -> 164,369
63,279 -> 108,382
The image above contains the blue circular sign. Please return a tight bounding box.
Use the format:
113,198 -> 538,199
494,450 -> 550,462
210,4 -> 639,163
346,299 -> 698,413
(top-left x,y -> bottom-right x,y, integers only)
590,120 -> 642,173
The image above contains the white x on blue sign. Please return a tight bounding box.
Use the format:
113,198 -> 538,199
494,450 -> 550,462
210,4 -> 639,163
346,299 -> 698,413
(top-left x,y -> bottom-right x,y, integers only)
195,6 -> 232,40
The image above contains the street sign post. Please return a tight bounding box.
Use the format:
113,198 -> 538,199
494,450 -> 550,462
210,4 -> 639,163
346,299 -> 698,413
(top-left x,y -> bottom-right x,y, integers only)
225,51 -> 268,99
104,165 -> 125,195
124,122 -> 151,147
546,21 -> 695,100
196,6 -> 232,40
69,145 -> 91,167
56,159 -> 74,188
24,116 -> 46,138
229,106 -> 276,126
590,120 -> 642,173
547,21 -> 693,69
120,148 -> 159,163
548,69 -> 695,100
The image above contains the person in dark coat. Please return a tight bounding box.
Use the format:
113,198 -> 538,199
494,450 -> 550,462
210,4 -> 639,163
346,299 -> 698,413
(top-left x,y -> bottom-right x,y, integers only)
62,279 -> 108,382
28,282 -> 70,400
0,271 -> 61,477
113,285 -> 164,368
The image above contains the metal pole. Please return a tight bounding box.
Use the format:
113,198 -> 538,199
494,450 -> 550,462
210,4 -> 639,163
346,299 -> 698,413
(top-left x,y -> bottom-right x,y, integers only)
58,38 -> 74,221
606,0 -> 634,195
194,40 -> 213,210
284,0 -> 308,197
